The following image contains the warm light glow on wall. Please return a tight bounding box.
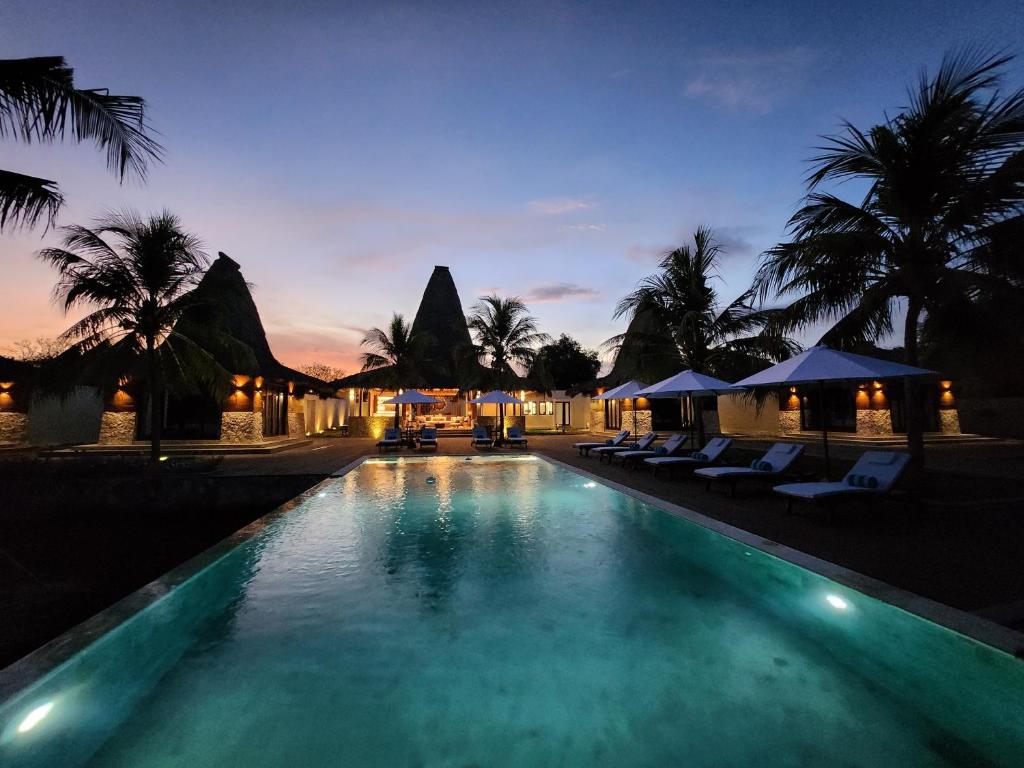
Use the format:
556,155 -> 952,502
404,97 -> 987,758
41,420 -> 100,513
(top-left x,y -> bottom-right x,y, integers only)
940,380 -> 952,390
232,374 -> 251,389
0,381 -> 13,390
0,392 -> 12,409
855,389 -> 869,409
112,389 -> 135,409
254,376 -> 263,390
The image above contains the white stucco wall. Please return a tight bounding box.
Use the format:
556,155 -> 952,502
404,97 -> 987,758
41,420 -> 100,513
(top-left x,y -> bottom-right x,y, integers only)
28,387 -> 105,446
717,393 -> 780,435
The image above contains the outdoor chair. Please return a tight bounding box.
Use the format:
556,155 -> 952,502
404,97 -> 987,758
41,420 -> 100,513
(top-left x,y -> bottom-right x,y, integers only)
644,437 -> 733,477
377,427 -> 401,453
418,427 -> 438,451
616,433 -> 688,468
574,430 -> 630,457
506,426 -> 528,448
471,425 -> 493,449
772,451 -> 911,519
696,443 -> 805,495
594,431 -> 657,462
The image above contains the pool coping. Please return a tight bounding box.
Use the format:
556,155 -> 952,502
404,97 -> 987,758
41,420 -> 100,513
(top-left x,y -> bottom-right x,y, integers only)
537,452 -> 1024,659
0,456 -> 370,703
2,451 -> 1020,704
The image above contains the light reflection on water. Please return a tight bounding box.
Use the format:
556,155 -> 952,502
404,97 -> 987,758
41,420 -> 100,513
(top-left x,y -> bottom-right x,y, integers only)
1,456 -> 1022,768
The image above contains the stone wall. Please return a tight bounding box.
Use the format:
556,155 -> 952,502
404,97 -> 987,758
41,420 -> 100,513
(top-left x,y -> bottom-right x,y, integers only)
622,410 -> 651,434
0,412 -> 28,443
98,412 -> 137,444
221,412 -> 263,443
856,409 -> 893,436
288,411 -> 306,438
779,410 -> 801,434
938,409 -> 961,435
592,402 -> 605,432
347,415 -> 393,439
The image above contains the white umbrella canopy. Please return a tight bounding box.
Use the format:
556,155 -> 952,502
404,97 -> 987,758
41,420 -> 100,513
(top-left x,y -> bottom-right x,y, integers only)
638,370 -> 734,398
731,346 -> 937,477
469,390 -> 523,443
386,389 -> 442,428
731,346 -> 935,388
468,390 -> 523,405
638,370 -> 734,445
593,380 -> 649,401
389,390 -> 442,405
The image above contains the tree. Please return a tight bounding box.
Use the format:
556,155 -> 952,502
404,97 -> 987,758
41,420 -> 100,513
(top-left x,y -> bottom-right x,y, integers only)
40,210 -> 233,463
1,57 -> 162,231
466,295 -> 549,390
360,313 -> 431,392
0,336 -> 68,363
613,226 -> 796,444
530,334 -> 601,390
752,49 -> 1024,471
297,362 -> 346,383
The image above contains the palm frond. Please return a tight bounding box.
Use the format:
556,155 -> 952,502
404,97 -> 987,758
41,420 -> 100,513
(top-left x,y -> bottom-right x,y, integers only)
0,168 -> 63,230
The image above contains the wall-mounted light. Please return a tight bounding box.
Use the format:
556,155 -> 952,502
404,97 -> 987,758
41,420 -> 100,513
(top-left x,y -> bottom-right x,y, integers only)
0,381 -> 13,391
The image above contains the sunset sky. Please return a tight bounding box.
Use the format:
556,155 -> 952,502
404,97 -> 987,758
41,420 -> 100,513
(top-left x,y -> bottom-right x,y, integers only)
2,1 -> 1021,373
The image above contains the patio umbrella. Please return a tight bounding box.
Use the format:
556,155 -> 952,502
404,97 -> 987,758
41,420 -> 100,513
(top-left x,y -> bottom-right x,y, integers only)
388,389 -> 442,428
731,346 -> 936,477
594,380 -> 649,435
638,370 -> 734,446
468,390 -> 523,443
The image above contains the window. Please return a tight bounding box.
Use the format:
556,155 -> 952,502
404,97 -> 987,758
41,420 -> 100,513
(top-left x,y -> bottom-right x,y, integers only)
523,401 -> 537,415
539,401 -> 553,416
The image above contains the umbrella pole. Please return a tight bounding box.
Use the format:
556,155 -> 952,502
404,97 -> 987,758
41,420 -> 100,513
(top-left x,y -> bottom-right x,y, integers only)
818,380 -> 831,480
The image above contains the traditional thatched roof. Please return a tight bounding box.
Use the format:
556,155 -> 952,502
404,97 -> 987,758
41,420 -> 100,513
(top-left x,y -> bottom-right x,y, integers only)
176,252 -> 330,392
595,307 -> 683,389
410,265 -> 476,388
335,265 -> 488,390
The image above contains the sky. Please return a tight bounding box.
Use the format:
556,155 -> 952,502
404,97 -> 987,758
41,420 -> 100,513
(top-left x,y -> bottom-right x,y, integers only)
2,0 -> 1022,374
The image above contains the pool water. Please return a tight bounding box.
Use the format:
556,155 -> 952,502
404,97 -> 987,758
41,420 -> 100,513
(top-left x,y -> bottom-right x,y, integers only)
2,455 -> 1022,767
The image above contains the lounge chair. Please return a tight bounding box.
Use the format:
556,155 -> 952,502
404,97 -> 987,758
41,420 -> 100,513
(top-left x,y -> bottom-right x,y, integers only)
696,443 -> 805,495
773,451 -> 911,518
418,427 -> 438,451
470,425 -> 493,449
643,437 -> 733,477
594,431 -> 657,462
616,433 -> 688,468
506,426 -> 528,448
377,427 -> 401,453
574,430 -> 630,457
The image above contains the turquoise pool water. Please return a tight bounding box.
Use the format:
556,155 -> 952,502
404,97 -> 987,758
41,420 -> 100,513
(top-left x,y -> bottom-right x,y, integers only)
1,455 -> 1022,767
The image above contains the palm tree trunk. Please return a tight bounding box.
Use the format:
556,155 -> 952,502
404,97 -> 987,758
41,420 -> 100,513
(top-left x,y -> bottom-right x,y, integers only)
903,297 -> 925,479
146,339 -> 163,464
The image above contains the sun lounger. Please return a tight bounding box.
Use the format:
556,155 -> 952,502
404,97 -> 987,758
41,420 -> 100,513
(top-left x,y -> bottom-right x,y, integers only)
471,425 -> 493,449
506,426 -> 528,448
773,451 -> 911,518
616,433 -> 688,468
644,437 -> 732,477
574,430 -> 630,456
418,427 -> 438,451
696,443 -> 805,494
594,431 -> 657,462
377,427 -> 401,453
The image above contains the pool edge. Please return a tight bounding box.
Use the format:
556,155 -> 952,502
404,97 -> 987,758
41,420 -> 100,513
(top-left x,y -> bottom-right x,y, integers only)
536,452 -> 1024,660
0,456 -> 370,703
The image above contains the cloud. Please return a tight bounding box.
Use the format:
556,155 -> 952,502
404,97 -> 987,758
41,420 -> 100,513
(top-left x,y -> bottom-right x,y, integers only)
561,223 -> 606,232
524,282 -> 601,304
684,48 -> 818,113
527,197 -> 592,215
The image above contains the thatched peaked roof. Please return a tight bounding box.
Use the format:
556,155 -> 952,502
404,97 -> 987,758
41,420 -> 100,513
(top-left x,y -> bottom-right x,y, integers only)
596,307 -> 683,389
411,265 -> 475,388
176,252 -> 329,391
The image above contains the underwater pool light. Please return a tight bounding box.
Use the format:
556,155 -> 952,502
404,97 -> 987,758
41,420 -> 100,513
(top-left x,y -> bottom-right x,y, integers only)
17,702 -> 53,733
826,594 -> 849,611
583,481 -> 597,488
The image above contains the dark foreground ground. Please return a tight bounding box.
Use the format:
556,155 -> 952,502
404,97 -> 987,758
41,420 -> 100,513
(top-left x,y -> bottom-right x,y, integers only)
2,433 -> 1023,668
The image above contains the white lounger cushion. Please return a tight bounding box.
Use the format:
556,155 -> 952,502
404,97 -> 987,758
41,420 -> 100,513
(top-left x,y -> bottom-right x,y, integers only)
618,434 -> 687,461
594,432 -> 657,454
697,443 -> 804,479
645,437 -> 731,466
575,431 -> 629,450
774,451 -> 910,500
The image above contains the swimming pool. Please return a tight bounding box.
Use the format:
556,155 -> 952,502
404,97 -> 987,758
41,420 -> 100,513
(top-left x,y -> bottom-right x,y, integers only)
1,455 -> 1022,766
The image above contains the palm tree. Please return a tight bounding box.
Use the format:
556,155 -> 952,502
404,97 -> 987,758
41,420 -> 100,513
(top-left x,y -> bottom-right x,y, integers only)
360,313 -> 432,422
613,226 -> 796,443
1,56 -> 161,231
40,210 -> 232,462
752,50 -> 1024,471
466,295 -> 549,390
